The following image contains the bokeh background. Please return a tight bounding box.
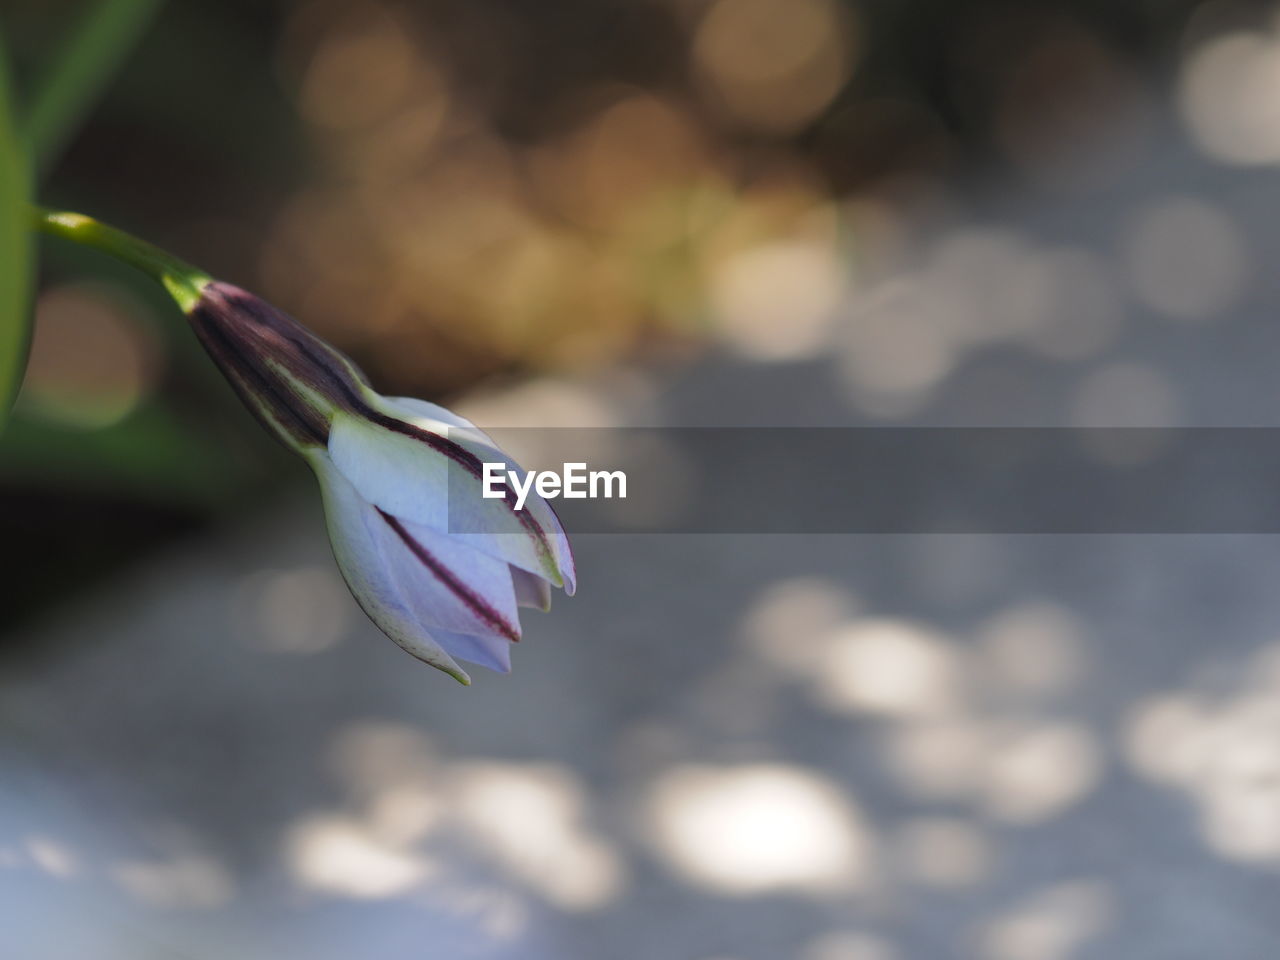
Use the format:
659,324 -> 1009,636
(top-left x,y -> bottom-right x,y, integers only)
7,0 -> 1280,957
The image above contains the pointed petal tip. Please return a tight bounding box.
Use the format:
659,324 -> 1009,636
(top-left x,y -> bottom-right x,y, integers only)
559,554 -> 577,597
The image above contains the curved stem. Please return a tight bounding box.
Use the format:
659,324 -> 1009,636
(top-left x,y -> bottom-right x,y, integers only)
31,206 -> 211,311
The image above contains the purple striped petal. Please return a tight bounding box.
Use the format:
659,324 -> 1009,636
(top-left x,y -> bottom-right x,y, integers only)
327,408 -> 575,593
377,510 -> 522,642
312,457 -> 470,683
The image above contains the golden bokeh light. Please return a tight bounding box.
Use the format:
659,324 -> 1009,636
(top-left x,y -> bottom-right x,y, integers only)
691,0 -> 855,134
295,6 -> 423,132
21,285 -> 160,429
526,93 -> 716,231
710,237 -> 846,361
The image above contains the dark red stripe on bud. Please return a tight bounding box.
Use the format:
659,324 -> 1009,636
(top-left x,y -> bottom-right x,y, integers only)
379,509 -> 521,642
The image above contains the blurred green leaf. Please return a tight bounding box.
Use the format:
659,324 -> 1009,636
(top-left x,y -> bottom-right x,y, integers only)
23,0 -> 164,176
0,24 -> 32,436
0,400 -> 259,507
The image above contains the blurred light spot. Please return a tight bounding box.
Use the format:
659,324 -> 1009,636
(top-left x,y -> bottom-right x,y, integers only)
981,722 -> 1099,824
1125,653 -> 1280,863
920,231 -> 1123,364
1249,644 -> 1280,692
1180,31 -> 1280,165
883,719 -> 986,800
112,854 -> 235,909
1122,197 -> 1247,321
977,882 -> 1112,960
704,166 -> 839,260
452,763 -> 623,911
1124,694 -> 1214,785
286,815 -> 430,898
646,763 -> 871,895
366,784 -> 442,847
296,7 -> 426,131
813,619 -> 962,717
895,818 -> 991,889
1070,362 -> 1180,466
838,279 -> 953,418
242,565 -> 351,654
692,0 -> 854,134
739,577 -> 858,676
1200,714 -> 1280,862
977,602 -> 1087,699
529,94 -> 712,230
802,932 -> 898,960
711,238 -> 845,361
456,378 -> 621,431
22,286 -> 159,428
926,229 -> 1048,347
1071,362 -> 1179,429
24,836 -> 79,878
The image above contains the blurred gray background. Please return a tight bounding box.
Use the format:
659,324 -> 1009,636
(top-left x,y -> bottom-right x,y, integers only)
8,1 -> 1280,958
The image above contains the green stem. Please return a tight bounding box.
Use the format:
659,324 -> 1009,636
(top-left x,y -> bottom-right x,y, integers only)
24,0 -> 166,176
32,207 -> 211,311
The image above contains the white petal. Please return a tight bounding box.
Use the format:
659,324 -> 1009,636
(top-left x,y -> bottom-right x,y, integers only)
377,512 -> 523,642
328,408 -> 575,593
311,455 -> 470,683
328,413 -> 450,528
372,396 -> 575,591
512,566 -> 553,611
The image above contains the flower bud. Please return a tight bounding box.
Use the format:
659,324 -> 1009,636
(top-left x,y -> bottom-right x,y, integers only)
32,208 -> 573,683
186,282 -> 575,683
